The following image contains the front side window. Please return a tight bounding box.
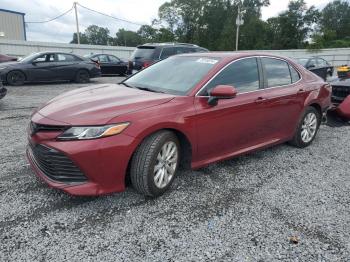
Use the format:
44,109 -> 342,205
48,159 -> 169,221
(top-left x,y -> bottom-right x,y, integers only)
33,54 -> 55,63
108,55 -> 120,62
262,58 -> 292,87
200,57 -> 260,96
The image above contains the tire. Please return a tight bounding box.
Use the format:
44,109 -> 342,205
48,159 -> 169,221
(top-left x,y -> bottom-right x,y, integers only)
290,106 -> 321,148
6,70 -> 25,86
130,131 -> 180,197
75,69 -> 90,83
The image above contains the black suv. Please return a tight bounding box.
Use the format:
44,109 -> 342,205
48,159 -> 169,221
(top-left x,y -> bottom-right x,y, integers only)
127,42 -> 208,74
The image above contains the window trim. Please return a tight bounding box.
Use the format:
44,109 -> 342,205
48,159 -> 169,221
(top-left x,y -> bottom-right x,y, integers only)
195,55 -> 302,97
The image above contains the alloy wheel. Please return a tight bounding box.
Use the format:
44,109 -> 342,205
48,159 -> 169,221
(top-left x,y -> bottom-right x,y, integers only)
301,112 -> 318,143
153,141 -> 178,189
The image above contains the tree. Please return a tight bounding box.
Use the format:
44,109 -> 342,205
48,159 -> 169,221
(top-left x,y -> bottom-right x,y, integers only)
266,0 -> 319,49
114,29 -> 143,47
70,25 -> 110,45
70,32 -> 89,44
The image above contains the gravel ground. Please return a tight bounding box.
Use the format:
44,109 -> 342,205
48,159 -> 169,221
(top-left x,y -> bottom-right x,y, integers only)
0,77 -> 350,261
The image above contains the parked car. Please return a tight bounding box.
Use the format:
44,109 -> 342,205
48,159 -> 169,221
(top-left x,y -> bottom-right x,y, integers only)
297,57 -> 333,80
85,53 -> 127,75
127,42 -> 208,74
329,65 -> 350,120
0,54 -> 17,63
27,53 -> 331,197
0,52 -> 101,86
0,81 -> 7,100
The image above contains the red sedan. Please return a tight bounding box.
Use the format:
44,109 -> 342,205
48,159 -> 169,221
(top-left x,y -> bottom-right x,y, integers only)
27,53 -> 331,197
0,54 -> 17,63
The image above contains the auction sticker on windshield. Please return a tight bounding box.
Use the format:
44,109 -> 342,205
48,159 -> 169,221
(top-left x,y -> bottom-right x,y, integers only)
196,58 -> 218,64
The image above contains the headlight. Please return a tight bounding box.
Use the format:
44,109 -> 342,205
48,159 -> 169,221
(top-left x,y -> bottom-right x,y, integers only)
57,123 -> 130,141
0,67 -> 7,70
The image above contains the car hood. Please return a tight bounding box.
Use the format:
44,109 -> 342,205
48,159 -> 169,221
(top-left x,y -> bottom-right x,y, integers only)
34,84 -> 176,125
0,61 -> 20,68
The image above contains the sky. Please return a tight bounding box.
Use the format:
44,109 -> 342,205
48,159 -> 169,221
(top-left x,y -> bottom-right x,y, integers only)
0,0 -> 332,43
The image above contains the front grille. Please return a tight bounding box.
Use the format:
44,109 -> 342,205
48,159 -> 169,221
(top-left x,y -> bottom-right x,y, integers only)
28,143 -> 87,183
30,122 -> 67,135
331,85 -> 350,102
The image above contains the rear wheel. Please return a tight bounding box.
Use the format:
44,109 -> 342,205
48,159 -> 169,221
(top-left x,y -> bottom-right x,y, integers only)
130,131 -> 180,197
290,106 -> 320,148
75,70 -> 90,83
7,71 -> 25,86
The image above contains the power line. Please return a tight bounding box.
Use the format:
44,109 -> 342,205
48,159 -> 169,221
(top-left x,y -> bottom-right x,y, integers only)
77,3 -> 144,26
25,6 -> 74,24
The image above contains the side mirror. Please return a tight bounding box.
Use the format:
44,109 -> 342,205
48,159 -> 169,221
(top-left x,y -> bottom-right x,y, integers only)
208,85 -> 237,106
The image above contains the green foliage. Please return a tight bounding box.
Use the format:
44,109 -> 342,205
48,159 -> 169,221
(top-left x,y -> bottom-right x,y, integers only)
70,0 -> 350,50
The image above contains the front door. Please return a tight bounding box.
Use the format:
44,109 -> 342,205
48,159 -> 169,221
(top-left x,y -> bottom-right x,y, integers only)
28,53 -> 57,81
194,57 -> 273,163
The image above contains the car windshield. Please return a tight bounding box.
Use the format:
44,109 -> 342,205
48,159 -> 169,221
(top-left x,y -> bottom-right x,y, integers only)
19,53 -> 41,63
124,56 -> 220,95
297,58 -> 309,66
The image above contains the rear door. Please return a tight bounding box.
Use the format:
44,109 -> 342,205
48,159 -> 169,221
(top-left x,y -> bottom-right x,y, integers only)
55,53 -> 82,80
108,55 -> 126,75
259,57 -> 305,140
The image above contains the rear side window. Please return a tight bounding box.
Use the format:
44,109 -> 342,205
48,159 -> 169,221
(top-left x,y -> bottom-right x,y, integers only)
317,58 -> 328,67
57,54 -> 79,62
262,58 -> 292,87
289,65 -> 300,83
160,47 -> 176,59
130,47 -> 155,60
108,55 -> 120,62
201,57 -> 260,95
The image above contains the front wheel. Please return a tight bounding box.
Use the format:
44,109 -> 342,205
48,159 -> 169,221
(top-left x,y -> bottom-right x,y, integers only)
290,106 -> 321,148
130,131 -> 180,197
7,71 -> 25,86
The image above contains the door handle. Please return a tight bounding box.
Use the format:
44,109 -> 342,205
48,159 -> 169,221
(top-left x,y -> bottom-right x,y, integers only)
297,88 -> 305,93
255,96 -> 266,103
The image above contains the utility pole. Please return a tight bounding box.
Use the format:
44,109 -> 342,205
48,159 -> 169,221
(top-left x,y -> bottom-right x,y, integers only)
74,2 -> 80,44
235,3 -> 245,51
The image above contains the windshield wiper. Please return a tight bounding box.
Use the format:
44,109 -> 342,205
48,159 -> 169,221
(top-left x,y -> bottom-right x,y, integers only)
119,82 -> 133,88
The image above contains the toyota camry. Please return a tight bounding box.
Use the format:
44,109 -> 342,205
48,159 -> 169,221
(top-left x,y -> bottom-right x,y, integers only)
26,53 -> 331,197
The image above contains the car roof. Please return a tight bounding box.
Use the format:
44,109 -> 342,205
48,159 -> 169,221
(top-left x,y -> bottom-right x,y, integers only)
176,52 -> 295,62
137,42 -> 204,48
34,51 -> 79,56
88,53 -> 117,56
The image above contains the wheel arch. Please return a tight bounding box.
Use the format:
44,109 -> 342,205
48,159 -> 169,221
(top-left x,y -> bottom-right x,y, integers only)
124,127 -> 193,186
6,69 -> 28,82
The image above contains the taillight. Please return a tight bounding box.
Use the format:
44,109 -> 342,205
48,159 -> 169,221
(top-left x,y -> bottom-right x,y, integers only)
143,61 -> 152,68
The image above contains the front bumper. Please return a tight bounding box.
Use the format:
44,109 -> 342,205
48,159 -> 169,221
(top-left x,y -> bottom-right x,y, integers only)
27,130 -> 140,196
0,87 -> 7,99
